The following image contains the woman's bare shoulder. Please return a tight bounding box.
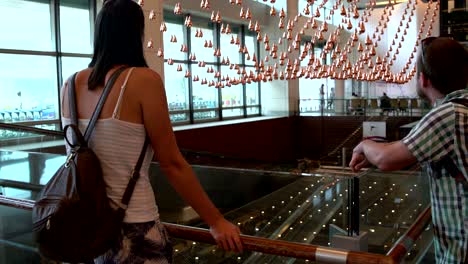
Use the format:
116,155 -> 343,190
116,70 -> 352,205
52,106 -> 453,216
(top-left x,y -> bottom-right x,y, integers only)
127,67 -> 164,98
132,67 -> 163,83
63,68 -> 92,86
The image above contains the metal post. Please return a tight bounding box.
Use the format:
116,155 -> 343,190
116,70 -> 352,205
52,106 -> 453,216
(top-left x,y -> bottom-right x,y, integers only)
347,176 -> 360,237
347,178 -> 352,236
342,147 -> 346,168
352,177 -> 360,236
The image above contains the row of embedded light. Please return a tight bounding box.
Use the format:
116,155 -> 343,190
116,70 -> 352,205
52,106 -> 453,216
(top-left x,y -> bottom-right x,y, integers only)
171,176 -> 424,262
166,171 -> 425,262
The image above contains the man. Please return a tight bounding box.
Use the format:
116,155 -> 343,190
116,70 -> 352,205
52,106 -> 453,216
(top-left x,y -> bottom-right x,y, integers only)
380,92 -> 392,115
350,92 -> 364,115
319,84 -> 325,111
350,37 -> 468,263
327,87 -> 335,109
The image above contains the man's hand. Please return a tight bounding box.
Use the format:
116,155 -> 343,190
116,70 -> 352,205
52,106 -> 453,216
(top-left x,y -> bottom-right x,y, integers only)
349,140 -> 416,172
349,152 -> 370,172
349,142 -> 370,172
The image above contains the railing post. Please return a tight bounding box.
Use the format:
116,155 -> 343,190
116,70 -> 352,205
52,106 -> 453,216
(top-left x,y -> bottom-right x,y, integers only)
342,147 -> 346,168
347,174 -> 360,237
351,177 -> 360,236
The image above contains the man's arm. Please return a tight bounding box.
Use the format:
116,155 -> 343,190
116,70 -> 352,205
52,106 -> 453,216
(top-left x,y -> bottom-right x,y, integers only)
350,140 -> 417,172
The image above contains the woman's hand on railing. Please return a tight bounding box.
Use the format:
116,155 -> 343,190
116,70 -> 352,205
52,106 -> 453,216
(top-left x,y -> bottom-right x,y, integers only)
209,218 -> 243,253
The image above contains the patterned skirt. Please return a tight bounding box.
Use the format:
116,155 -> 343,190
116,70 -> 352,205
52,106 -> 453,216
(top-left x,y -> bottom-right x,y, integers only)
94,219 -> 173,264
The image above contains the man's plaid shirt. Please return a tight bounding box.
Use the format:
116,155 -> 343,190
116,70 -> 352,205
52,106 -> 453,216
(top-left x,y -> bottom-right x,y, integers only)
402,89 -> 468,264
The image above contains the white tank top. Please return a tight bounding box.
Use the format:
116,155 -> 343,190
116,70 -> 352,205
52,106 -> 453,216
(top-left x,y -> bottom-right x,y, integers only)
62,68 -> 158,223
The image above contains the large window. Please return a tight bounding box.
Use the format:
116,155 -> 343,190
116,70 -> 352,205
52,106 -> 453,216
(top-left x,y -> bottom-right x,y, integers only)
0,0 -> 94,129
299,42 -> 329,113
163,12 -> 261,124
60,0 -> 93,54
0,2 -> 260,131
0,0 -> 54,51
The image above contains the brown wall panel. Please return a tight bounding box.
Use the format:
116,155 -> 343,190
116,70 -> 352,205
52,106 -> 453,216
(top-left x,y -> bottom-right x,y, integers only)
174,117 -> 298,163
174,116 -> 420,164
296,116 -> 365,160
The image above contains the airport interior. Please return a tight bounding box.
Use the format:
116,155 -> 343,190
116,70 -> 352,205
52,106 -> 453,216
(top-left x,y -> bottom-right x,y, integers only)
0,0 -> 467,263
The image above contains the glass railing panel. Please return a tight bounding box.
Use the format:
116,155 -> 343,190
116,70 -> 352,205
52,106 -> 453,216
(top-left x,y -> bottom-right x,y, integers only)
299,98 -> 432,117
0,124 -> 64,153
0,204 -> 41,264
0,151 -> 65,194
0,186 -> 35,200
403,226 -> 435,264
171,239 -> 307,264
359,170 -> 431,254
149,165 -> 302,224
223,176 -> 347,244
0,149 -> 434,263
0,120 -> 62,132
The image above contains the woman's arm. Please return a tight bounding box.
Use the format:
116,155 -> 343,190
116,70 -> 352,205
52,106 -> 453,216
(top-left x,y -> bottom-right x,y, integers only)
137,69 -> 242,252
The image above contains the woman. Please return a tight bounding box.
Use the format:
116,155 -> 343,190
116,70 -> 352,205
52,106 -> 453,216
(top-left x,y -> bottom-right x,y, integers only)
61,0 -> 243,263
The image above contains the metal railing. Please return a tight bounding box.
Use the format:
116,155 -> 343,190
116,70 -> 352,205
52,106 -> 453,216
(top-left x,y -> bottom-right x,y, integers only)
299,98 -> 431,117
0,195 -> 432,264
386,206 -> 432,263
0,122 -> 63,137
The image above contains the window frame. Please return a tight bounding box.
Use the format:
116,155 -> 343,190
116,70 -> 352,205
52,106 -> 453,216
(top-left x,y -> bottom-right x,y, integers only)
0,0 -> 96,129
163,10 -> 262,124
0,3 -> 260,130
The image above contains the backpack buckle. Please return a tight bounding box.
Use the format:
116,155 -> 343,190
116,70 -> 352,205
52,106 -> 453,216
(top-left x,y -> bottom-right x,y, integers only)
65,152 -> 76,168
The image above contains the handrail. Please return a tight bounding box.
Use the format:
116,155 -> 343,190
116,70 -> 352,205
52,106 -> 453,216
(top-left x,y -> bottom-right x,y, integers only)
0,238 -> 38,253
0,195 -> 397,264
386,206 -> 432,263
165,223 -> 394,264
0,122 -> 63,137
0,179 -> 43,192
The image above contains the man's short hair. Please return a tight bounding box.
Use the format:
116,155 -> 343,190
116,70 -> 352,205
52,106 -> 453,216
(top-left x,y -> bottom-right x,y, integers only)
417,37 -> 468,94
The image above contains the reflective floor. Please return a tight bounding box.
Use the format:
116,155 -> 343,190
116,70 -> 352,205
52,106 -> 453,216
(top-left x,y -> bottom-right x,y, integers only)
0,150 -> 434,263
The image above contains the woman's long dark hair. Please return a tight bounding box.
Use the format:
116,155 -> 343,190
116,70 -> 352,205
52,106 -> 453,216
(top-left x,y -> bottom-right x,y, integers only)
88,0 -> 148,90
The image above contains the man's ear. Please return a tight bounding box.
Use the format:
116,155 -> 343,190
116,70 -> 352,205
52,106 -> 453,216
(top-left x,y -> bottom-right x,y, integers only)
419,72 -> 430,88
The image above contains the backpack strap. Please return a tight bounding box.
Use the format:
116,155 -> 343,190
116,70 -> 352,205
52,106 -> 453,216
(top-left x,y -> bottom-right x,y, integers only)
67,73 -> 79,127
66,73 -> 82,147
119,136 -> 150,210
83,66 -> 129,142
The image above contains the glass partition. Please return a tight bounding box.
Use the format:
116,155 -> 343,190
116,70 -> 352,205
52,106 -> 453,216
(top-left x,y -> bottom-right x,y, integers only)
0,149 -> 433,263
0,204 -> 40,264
299,98 -> 432,117
0,124 -> 64,154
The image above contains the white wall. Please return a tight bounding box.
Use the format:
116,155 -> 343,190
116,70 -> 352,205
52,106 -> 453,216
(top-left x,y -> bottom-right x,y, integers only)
142,0 -> 165,77
294,0 -> 440,100
364,1 -> 440,98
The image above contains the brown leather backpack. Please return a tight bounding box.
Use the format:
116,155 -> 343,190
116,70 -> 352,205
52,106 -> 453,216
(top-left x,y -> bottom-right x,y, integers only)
32,67 -> 149,263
